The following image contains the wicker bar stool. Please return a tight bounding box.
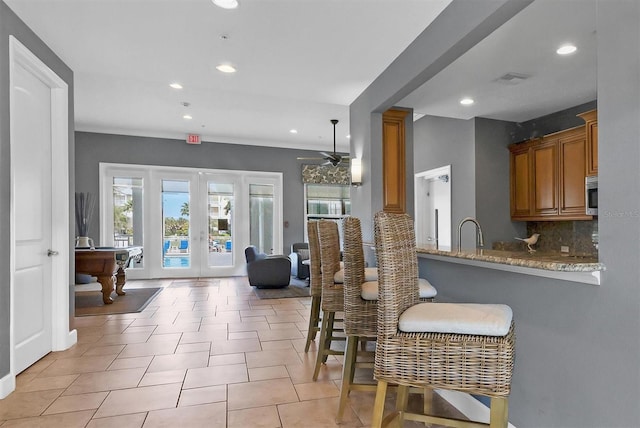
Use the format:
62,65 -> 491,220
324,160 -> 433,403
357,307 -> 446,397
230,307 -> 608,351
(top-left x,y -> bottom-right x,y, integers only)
336,216 -> 379,421
304,221 -> 322,353
337,216 -> 438,421
372,211 -> 515,428
312,220 -> 346,381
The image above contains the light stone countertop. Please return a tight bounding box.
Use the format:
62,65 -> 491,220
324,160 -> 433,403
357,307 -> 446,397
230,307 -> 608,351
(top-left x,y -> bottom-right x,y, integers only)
416,246 -> 605,273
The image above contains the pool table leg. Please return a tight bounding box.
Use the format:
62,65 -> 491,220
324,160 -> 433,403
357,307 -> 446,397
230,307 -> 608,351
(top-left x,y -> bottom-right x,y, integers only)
97,275 -> 115,304
115,261 -> 127,296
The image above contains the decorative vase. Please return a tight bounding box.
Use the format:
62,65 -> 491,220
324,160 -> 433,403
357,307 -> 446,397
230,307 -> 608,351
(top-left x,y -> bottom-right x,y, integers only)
76,236 -> 94,248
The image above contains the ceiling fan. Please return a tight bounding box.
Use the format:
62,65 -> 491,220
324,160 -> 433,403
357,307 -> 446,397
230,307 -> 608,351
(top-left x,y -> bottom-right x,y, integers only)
297,119 -> 349,166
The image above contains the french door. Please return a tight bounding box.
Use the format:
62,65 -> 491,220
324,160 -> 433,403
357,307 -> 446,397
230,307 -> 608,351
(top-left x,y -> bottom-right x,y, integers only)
100,164 -> 283,278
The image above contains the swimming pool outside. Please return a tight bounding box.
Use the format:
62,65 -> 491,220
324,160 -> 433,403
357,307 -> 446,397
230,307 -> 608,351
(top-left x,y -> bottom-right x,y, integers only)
163,251 -> 233,268
163,255 -> 190,268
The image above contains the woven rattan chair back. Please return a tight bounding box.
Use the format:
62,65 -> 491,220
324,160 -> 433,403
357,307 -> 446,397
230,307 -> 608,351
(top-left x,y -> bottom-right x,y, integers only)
312,220 -> 347,380
342,216 -> 377,337
307,221 -> 322,298
304,221 -> 323,354
317,220 -> 343,312
373,211 -> 420,339
336,216 -> 380,421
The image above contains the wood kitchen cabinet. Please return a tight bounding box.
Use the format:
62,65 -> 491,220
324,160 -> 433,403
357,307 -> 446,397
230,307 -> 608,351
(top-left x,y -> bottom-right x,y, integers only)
531,138 -> 558,217
578,109 -> 598,176
510,125 -> 592,221
509,143 -> 531,217
558,127 -> 588,217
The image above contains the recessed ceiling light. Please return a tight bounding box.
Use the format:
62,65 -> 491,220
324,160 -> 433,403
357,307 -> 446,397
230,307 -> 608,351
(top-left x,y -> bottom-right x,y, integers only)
346,134 -> 351,139
460,97 -> 475,106
557,44 -> 577,55
170,83 -> 183,89
183,114 -> 193,120
289,129 -> 298,134
216,64 -> 237,73
212,0 -> 238,10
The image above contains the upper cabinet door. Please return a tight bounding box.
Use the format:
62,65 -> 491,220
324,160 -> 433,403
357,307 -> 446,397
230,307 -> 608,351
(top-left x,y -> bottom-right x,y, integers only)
531,138 -> 558,217
578,110 -> 598,176
510,143 -> 531,219
559,129 -> 588,216
382,109 -> 408,214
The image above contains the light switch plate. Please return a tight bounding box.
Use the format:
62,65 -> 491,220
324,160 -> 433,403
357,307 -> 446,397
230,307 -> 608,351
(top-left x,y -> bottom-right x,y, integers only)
560,246 -> 570,253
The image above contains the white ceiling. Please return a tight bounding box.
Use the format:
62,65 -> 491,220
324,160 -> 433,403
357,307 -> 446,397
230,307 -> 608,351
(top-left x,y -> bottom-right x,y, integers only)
5,0 -> 451,152
5,0 -> 597,152
399,0 -> 597,123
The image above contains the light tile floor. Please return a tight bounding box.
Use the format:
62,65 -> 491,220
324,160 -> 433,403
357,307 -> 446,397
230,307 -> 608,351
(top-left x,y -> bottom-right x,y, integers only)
0,277 -> 465,427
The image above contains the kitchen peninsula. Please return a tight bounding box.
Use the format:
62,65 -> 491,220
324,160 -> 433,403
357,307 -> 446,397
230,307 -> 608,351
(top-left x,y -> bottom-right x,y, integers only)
417,246 -> 604,285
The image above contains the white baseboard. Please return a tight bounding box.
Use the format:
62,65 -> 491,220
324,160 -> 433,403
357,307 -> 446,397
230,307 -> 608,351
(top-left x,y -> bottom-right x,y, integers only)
1,330 -> 76,400
0,372 -> 16,399
66,329 -> 78,349
436,389 -> 517,428
52,329 -> 77,352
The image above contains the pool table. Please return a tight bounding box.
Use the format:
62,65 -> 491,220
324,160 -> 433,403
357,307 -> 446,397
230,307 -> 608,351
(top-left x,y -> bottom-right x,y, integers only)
75,246 -> 143,304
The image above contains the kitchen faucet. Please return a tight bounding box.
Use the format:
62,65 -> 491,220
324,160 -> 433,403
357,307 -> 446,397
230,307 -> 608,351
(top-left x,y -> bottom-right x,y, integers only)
458,217 -> 484,251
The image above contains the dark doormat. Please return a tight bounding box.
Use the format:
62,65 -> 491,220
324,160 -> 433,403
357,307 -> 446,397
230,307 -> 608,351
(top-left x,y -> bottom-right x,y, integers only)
75,287 -> 162,316
252,277 -> 310,299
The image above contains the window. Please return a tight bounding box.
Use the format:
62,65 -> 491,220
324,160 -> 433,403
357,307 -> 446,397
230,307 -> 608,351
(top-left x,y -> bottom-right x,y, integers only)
250,184 -> 275,254
304,184 -> 350,242
112,176 -> 144,267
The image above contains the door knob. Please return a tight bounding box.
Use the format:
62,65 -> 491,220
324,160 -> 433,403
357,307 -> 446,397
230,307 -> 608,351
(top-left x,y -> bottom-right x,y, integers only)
47,249 -> 59,257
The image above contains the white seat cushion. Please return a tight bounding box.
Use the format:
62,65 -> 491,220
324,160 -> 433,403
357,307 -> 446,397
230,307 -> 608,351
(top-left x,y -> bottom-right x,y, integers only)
398,303 -> 513,337
360,278 -> 437,301
334,266 -> 377,284
418,278 -> 437,299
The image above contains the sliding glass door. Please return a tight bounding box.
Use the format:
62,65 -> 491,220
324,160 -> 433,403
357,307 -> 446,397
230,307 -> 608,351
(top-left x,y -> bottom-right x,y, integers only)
100,164 -> 282,278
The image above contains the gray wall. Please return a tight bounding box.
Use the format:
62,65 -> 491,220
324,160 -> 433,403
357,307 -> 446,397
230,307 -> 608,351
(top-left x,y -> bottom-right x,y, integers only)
0,1 -> 75,379
595,1 -> 640,424
417,257 -> 637,427
513,100 -> 598,141
403,111 -> 415,221
75,131 -> 333,255
474,117 -> 525,243
350,0 -> 532,241
413,115 -> 478,248
351,0 -> 639,426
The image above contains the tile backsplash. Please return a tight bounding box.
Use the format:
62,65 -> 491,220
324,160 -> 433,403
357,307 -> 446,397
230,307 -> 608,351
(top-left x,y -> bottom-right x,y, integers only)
492,220 -> 598,255
526,220 -> 598,256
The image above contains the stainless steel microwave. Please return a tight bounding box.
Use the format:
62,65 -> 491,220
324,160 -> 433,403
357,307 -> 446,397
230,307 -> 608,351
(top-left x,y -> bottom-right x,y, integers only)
586,176 -> 598,216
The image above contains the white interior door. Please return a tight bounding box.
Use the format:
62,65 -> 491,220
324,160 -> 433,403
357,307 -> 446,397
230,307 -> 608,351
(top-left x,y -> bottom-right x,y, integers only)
12,52 -> 53,374
4,37 -> 75,398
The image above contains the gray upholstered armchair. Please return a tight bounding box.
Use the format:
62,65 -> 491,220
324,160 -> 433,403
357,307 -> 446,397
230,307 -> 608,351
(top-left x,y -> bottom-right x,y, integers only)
289,242 -> 310,280
244,246 -> 291,288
